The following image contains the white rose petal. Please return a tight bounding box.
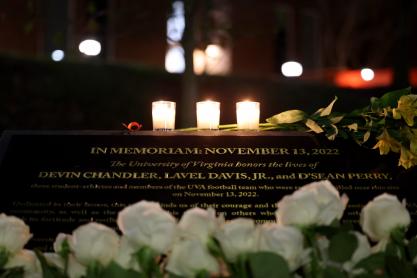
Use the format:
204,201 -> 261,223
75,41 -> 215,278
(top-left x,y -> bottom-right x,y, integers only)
166,238 -> 219,277
258,224 -> 305,270
117,201 -> 176,254
343,232 -> 371,272
44,253 -> 62,268
0,214 -> 32,254
276,190 -> 320,226
44,253 -> 86,278
72,222 -> 119,266
350,232 -> 371,264
67,256 -> 87,278
177,207 -> 219,243
215,218 -> 259,262
115,236 -> 141,272
5,249 -> 42,278
360,194 -> 410,241
276,180 -> 347,226
53,233 -> 73,253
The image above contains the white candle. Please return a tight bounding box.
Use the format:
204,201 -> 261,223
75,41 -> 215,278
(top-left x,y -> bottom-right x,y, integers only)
236,101 -> 260,130
196,101 -> 220,130
152,101 -> 176,130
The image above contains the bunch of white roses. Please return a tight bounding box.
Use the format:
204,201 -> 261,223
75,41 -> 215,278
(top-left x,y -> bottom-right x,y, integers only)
0,180 -> 415,278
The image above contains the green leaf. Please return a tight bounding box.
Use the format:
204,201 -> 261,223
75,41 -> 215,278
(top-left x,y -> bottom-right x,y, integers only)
34,250 -> 66,278
58,239 -> 71,260
351,274 -> 383,278
266,110 -> 307,125
385,241 -> 401,258
390,228 -> 406,245
328,232 -> 358,263
385,255 -> 416,278
136,246 -> 160,278
101,262 -> 144,278
85,261 -> 105,278
313,222 -> 352,239
407,237 -> 417,262
207,237 -> 223,259
378,87 -> 411,108
322,266 -> 348,278
247,252 -> 290,278
354,252 -> 385,272
0,267 -> 25,278
0,249 -> 9,269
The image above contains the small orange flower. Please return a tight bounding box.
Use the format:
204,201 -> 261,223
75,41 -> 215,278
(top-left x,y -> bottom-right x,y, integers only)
122,122 -> 142,131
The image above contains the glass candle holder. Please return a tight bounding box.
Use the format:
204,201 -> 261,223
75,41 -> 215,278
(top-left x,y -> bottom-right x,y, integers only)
236,101 -> 260,130
152,101 -> 176,131
196,101 -> 220,130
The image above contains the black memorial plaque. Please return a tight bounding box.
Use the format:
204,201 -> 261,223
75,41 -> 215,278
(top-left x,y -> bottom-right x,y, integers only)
0,130 -> 416,250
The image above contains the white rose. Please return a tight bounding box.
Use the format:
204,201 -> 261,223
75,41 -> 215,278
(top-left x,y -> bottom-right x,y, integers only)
360,194 -> 410,241
258,224 -> 305,271
350,232 -> 371,265
276,180 -> 348,226
343,232 -> 371,272
114,236 -> 141,272
215,218 -> 259,262
44,253 -> 86,278
177,207 -> 220,243
117,201 -> 176,254
53,233 -> 73,253
72,222 -> 119,266
166,238 -> 219,277
0,214 -> 32,254
5,249 -> 41,278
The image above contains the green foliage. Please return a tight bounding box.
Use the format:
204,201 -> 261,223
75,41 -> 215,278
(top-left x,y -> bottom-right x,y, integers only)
385,255 -> 416,278
254,87 -> 417,169
34,250 -> 66,278
322,266 -> 348,278
135,246 -> 161,278
247,252 -> 290,278
0,250 -> 8,269
407,237 -> 417,262
85,261 -> 105,278
328,232 -> 358,263
354,253 -> 385,275
371,87 -> 411,110
0,267 -> 24,278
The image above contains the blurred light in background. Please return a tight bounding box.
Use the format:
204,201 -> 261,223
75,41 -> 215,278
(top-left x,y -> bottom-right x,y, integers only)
334,69 -> 392,88
51,50 -> 64,62
360,68 -> 375,81
204,44 -> 231,75
78,39 -> 101,56
281,61 -> 303,77
165,45 -> 185,73
167,1 -> 185,43
205,44 -> 222,59
193,49 -> 206,75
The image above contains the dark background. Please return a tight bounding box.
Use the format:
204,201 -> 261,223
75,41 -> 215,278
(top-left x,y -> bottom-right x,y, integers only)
1,0 -> 416,131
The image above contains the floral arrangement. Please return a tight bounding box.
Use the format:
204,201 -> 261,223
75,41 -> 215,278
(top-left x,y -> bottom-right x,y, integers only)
1,180 -> 416,278
185,87 -> 417,169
